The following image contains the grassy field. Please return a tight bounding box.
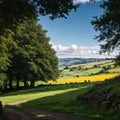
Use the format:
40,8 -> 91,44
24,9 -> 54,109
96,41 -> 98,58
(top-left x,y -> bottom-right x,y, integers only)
0,83 -> 88,104
108,67 -> 120,73
60,67 -> 104,78
1,81 -> 120,120
1,60 -> 120,120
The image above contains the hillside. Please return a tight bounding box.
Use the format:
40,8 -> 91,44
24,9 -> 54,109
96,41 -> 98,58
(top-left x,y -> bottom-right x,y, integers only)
58,59 -> 117,81
59,58 -> 114,67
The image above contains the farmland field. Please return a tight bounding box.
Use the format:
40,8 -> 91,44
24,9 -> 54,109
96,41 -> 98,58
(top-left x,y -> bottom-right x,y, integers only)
58,60 -> 120,81
60,67 -> 103,78
48,73 -> 119,84
68,60 -> 113,68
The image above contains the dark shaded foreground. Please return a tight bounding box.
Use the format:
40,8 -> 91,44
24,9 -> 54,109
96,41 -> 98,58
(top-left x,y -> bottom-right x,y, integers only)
4,107 -> 93,120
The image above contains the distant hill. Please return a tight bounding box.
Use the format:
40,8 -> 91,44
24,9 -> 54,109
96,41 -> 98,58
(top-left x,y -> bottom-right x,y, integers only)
59,58 -> 114,67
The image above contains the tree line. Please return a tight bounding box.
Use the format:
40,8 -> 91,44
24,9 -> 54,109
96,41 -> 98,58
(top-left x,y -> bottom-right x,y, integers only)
0,19 -> 59,91
0,0 -> 80,92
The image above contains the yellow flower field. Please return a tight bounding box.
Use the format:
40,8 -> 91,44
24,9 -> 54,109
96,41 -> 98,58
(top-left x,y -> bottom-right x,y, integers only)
48,73 -> 119,84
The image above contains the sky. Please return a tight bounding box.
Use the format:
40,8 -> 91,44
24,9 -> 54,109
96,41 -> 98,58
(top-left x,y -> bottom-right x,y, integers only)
39,0 -> 118,58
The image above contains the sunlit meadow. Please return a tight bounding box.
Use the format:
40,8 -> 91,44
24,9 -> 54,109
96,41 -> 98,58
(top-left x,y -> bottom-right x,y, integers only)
48,73 -> 119,84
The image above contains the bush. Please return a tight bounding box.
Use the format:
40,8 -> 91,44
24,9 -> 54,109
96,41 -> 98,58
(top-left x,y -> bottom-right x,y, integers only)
76,75 -> 79,78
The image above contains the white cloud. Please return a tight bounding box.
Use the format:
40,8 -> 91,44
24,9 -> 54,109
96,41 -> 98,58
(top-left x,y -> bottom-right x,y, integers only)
52,43 -> 118,58
74,0 -> 90,4
71,44 -> 78,50
73,0 -> 100,4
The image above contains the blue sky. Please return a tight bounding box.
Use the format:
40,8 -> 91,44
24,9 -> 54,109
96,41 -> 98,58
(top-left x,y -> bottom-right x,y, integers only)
39,0 -> 118,58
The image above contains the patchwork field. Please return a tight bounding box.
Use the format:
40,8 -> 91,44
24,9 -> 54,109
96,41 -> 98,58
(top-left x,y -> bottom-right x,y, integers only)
59,59 -> 120,80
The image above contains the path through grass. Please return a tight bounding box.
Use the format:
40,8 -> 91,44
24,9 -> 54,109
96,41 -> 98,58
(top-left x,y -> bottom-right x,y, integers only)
1,82 -> 119,120
0,83 -> 88,104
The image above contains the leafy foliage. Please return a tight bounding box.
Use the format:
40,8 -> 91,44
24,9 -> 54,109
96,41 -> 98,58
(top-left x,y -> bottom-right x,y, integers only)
0,0 -> 80,91
34,0 -> 79,19
0,0 -> 79,34
0,20 -> 59,90
92,0 -> 120,64
0,0 -> 37,34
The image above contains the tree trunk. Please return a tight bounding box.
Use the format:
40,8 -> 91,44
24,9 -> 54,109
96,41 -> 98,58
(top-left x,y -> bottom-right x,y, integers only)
24,76 -> 29,88
4,80 -> 7,91
8,75 -> 13,89
7,70 -> 13,90
30,79 -> 35,88
16,75 -> 20,89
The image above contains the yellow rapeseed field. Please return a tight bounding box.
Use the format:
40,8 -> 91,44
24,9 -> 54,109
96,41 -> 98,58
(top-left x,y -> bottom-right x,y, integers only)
48,73 -> 119,84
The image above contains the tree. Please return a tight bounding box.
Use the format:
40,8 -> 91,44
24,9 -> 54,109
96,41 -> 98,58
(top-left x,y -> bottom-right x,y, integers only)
0,0 -> 79,34
9,19 -> 59,88
0,19 -> 59,91
0,0 -> 37,34
91,0 -> 120,64
0,29 -> 17,90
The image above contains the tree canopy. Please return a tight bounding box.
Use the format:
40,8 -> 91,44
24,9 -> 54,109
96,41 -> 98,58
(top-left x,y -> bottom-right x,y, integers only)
0,19 -> 59,91
0,0 -> 80,91
92,0 -> 120,63
0,0 -> 80,33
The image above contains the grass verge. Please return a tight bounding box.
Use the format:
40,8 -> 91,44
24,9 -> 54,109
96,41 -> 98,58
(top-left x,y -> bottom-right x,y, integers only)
1,80 -> 120,120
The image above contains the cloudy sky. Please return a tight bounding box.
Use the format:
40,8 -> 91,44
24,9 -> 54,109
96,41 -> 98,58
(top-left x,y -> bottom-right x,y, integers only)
39,0 -> 118,58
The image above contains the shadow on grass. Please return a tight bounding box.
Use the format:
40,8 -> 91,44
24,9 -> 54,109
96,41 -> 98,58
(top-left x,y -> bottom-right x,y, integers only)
17,86 -> 98,120
4,86 -> 92,120
17,85 -> 120,120
1,83 -> 91,97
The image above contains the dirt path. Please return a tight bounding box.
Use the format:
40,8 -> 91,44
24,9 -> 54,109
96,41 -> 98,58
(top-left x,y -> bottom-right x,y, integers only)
28,108 -> 93,120
7,100 -> 29,106
4,101 -> 93,120
4,107 -> 93,120
4,107 -> 34,120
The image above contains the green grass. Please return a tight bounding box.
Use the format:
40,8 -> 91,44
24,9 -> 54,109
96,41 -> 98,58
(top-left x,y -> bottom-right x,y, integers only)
1,81 -> 120,120
87,77 -> 120,96
0,83 -> 88,104
60,67 -> 103,78
1,88 -> 80,104
1,60 -> 120,120
108,67 -> 120,73
1,83 -> 96,119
